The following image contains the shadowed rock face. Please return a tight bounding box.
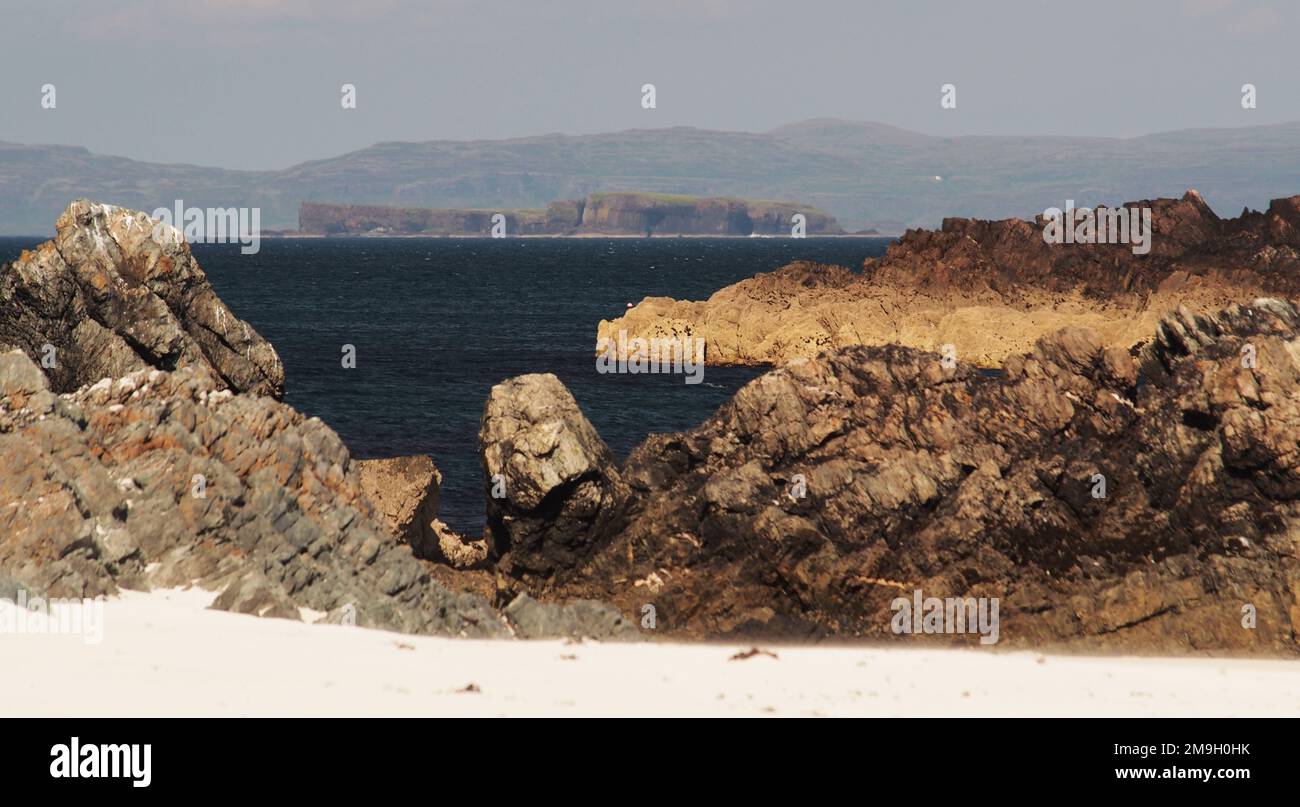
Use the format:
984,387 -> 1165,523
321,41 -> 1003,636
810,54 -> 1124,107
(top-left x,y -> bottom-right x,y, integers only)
0,200 -> 283,397
600,191 -> 1300,368
492,300 -> 1300,653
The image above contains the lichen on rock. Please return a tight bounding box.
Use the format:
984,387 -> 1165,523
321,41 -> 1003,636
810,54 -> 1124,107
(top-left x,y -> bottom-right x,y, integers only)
0,200 -> 284,397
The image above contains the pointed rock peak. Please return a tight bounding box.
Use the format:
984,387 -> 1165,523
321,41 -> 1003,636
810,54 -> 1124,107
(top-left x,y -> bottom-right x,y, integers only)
1174,188 -> 1218,219
1,200 -> 284,397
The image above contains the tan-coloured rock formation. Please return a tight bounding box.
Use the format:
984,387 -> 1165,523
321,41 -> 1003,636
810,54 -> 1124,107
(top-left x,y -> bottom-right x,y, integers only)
355,455 -> 442,549
355,455 -> 487,568
599,191 -> 1300,367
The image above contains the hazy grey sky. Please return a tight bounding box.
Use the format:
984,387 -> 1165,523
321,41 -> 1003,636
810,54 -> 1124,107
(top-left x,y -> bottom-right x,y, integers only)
2,0 -> 1297,170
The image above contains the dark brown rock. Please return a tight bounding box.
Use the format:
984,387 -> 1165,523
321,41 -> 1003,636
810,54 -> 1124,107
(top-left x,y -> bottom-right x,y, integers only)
869,189 -> 1296,293
497,301 -> 1300,653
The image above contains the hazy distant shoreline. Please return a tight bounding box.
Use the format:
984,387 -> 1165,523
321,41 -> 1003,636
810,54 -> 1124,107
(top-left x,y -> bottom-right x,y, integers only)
8,118 -> 1299,235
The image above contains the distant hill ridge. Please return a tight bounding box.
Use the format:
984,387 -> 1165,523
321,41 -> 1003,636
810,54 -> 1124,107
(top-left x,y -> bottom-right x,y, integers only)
4,119 -> 1300,234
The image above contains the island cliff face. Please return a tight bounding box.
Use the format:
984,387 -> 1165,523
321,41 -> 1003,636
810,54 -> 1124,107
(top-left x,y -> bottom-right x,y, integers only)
599,191 -> 1300,366
575,193 -> 840,235
299,192 -> 843,236
300,203 -> 553,236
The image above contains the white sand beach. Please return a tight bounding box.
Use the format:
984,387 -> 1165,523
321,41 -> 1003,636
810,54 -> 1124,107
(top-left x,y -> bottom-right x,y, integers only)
4,588 -> 1299,717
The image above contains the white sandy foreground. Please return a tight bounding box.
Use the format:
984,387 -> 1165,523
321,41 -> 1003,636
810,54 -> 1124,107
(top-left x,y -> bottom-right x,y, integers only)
4,588 -> 1299,717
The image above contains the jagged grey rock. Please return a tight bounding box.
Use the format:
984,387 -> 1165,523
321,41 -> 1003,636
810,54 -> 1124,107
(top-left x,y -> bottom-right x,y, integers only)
0,202 -> 646,642
480,373 -> 628,576
0,200 -> 283,397
504,593 -> 641,641
0,349 -> 507,637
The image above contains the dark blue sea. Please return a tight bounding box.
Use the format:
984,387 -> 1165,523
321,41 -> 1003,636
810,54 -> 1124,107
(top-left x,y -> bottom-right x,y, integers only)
1,236 -> 891,533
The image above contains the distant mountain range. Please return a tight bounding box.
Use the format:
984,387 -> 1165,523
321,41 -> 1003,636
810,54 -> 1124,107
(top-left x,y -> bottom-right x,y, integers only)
4,119 -> 1300,235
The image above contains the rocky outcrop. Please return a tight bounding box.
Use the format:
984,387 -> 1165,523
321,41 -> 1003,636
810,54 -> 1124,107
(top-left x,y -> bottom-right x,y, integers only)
492,300 -> 1300,653
600,191 -> 1300,367
0,200 -> 283,396
429,518 -> 490,569
355,455 -> 488,568
480,374 -> 628,577
13,199 -> 1300,653
0,349 -> 506,636
355,455 -> 442,552
0,201 -> 632,641
300,193 -> 843,236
